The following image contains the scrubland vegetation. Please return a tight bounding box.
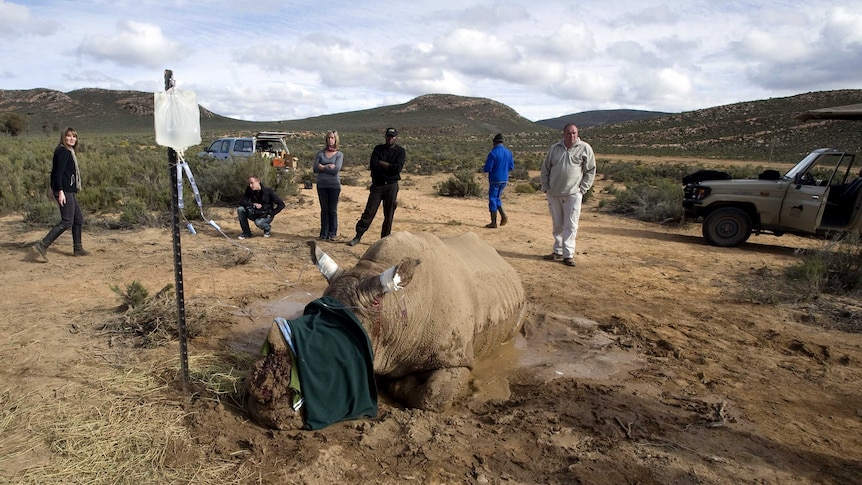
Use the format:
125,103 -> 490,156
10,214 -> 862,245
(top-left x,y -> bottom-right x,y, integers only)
3,129 -> 860,314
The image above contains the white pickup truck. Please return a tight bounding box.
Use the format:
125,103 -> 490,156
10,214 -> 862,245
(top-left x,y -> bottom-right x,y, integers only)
198,131 -> 298,170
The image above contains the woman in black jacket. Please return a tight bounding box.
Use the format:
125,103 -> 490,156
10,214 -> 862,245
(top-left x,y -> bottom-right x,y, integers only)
33,127 -> 90,261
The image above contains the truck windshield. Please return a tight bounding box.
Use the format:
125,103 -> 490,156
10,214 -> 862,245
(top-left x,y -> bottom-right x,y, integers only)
784,151 -> 823,180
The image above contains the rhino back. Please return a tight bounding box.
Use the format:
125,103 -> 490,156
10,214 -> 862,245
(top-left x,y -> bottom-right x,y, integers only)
443,233 -> 526,358
351,232 -> 525,376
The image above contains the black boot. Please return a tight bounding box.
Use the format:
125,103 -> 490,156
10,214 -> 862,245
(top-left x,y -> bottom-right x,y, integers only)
72,224 -> 90,256
498,207 -> 508,226
346,235 -> 361,246
485,211 -> 497,228
33,224 -> 67,261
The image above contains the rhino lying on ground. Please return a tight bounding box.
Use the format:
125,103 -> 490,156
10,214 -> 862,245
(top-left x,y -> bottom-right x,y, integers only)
246,231 -> 527,429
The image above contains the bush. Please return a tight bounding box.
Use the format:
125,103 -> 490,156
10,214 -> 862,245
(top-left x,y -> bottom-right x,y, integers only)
514,183 -> 536,194
786,234 -> 862,295
117,199 -> 159,228
436,169 -> 482,197
510,164 -> 530,181
23,200 -> 60,225
105,281 -> 216,347
605,179 -> 684,222
188,156 -> 280,205
601,160 -> 693,185
0,112 -> 30,136
339,172 -> 363,187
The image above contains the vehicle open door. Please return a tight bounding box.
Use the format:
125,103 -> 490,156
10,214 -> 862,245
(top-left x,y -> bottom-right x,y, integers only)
778,151 -> 853,232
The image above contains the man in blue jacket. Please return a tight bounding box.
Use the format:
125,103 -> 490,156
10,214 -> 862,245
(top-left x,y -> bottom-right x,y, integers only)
482,133 -> 515,228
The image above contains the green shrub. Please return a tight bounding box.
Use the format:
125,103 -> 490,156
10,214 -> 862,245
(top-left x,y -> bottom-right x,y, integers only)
339,172 -> 363,186
510,164 -> 530,181
605,179 -> 684,222
514,183 -> 536,194
23,200 -> 60,225
436,169 -> 482,197
785,234 -> 862,295
188,156 -> 279,205
117,199 -> 159,228
582,186 -> 594,204
110,280 -> 151,310
601,160 -> 693,185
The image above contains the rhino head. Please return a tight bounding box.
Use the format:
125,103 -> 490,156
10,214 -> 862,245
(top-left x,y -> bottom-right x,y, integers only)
308,239 -> 420,314
245,241 -> 420,430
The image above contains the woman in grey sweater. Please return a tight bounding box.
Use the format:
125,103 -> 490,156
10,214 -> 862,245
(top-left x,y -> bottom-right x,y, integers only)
313,130 -> 344,241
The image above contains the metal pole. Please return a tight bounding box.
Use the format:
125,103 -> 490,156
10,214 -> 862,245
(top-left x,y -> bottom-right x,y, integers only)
165,69 -> 191,394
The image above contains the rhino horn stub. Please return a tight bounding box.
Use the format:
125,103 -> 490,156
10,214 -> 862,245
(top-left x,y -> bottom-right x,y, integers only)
307,240 -> 342,282
380,258 -> 420,293
307,240 -> 322,264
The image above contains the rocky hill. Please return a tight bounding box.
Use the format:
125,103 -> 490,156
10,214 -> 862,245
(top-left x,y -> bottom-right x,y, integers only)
538,109 -> 671,130
585,89 -> 862,161
2,87 -> 862,160
0,89 -> 546,137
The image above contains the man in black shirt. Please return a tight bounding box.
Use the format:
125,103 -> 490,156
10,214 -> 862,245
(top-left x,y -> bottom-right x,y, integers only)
347,127 -> 406,246
237,175 -> 285,239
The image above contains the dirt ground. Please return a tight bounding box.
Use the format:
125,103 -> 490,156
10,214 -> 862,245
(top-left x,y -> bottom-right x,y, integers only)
1,167 -> 861,484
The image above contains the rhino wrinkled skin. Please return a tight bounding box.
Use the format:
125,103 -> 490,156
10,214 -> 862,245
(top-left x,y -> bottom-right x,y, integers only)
247,231 -> 527,428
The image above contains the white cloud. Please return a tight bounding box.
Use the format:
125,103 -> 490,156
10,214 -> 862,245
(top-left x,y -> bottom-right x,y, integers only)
435,29 -> 518,67
393,70 -> 473,97
0,0 -> 28,23
197,83 -> 325,121
0,0 -> 54,38
617,3 -> 680,25
78,21 -> 189,68
606,41 -> 663,66
3,0 -> 862,122
438,1 -> 531,29
524,23 -> 596,59
735,6 -> 862,91
551,70 -> 617,101
822,6 -> 862,44
732,30 -> 813,63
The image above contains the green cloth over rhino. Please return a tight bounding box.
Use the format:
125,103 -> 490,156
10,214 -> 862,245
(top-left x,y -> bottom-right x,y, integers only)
277,296 -> 377,430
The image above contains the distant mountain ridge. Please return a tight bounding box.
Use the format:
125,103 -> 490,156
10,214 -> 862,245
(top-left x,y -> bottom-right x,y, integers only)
584,89 -> 862,160
0,89 -> 547,136
537,109 -> 672,130
2,87 -> 862,160
289,93 -> 544,135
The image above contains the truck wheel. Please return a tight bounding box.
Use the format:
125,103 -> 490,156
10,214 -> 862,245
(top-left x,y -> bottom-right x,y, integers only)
703,208 -> 752,247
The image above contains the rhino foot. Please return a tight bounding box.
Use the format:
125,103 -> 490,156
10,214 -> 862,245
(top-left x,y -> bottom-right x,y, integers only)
387,367 -> 471,411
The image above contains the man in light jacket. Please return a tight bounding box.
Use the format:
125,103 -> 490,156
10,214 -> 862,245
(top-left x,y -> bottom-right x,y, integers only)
540,124 -> 596,267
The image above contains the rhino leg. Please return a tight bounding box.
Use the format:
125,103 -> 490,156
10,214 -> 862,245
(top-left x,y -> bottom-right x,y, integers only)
245,324 -> 303,430
387,367 -> 471,411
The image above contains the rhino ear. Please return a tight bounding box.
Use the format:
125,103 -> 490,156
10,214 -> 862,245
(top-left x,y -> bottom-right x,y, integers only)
395,258 -> 420,286
379,258 -> 420,292
306,240 -> 343,283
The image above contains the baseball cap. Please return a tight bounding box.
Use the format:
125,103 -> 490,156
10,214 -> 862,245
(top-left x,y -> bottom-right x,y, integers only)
385,127 -> 398,137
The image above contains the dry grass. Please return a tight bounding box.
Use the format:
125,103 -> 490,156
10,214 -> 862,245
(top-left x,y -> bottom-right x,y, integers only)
101,287 -> 226,348
0,351 -> 260,484
185,352 -> 258,408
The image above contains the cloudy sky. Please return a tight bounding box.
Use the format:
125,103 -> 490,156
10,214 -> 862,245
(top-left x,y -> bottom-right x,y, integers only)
2,0 -> 862,122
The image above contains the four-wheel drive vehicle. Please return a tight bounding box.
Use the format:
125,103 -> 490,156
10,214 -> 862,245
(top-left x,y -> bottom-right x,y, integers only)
684,149 -> 862,246
682,103 -> 862,247
198,131 -> 298,170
